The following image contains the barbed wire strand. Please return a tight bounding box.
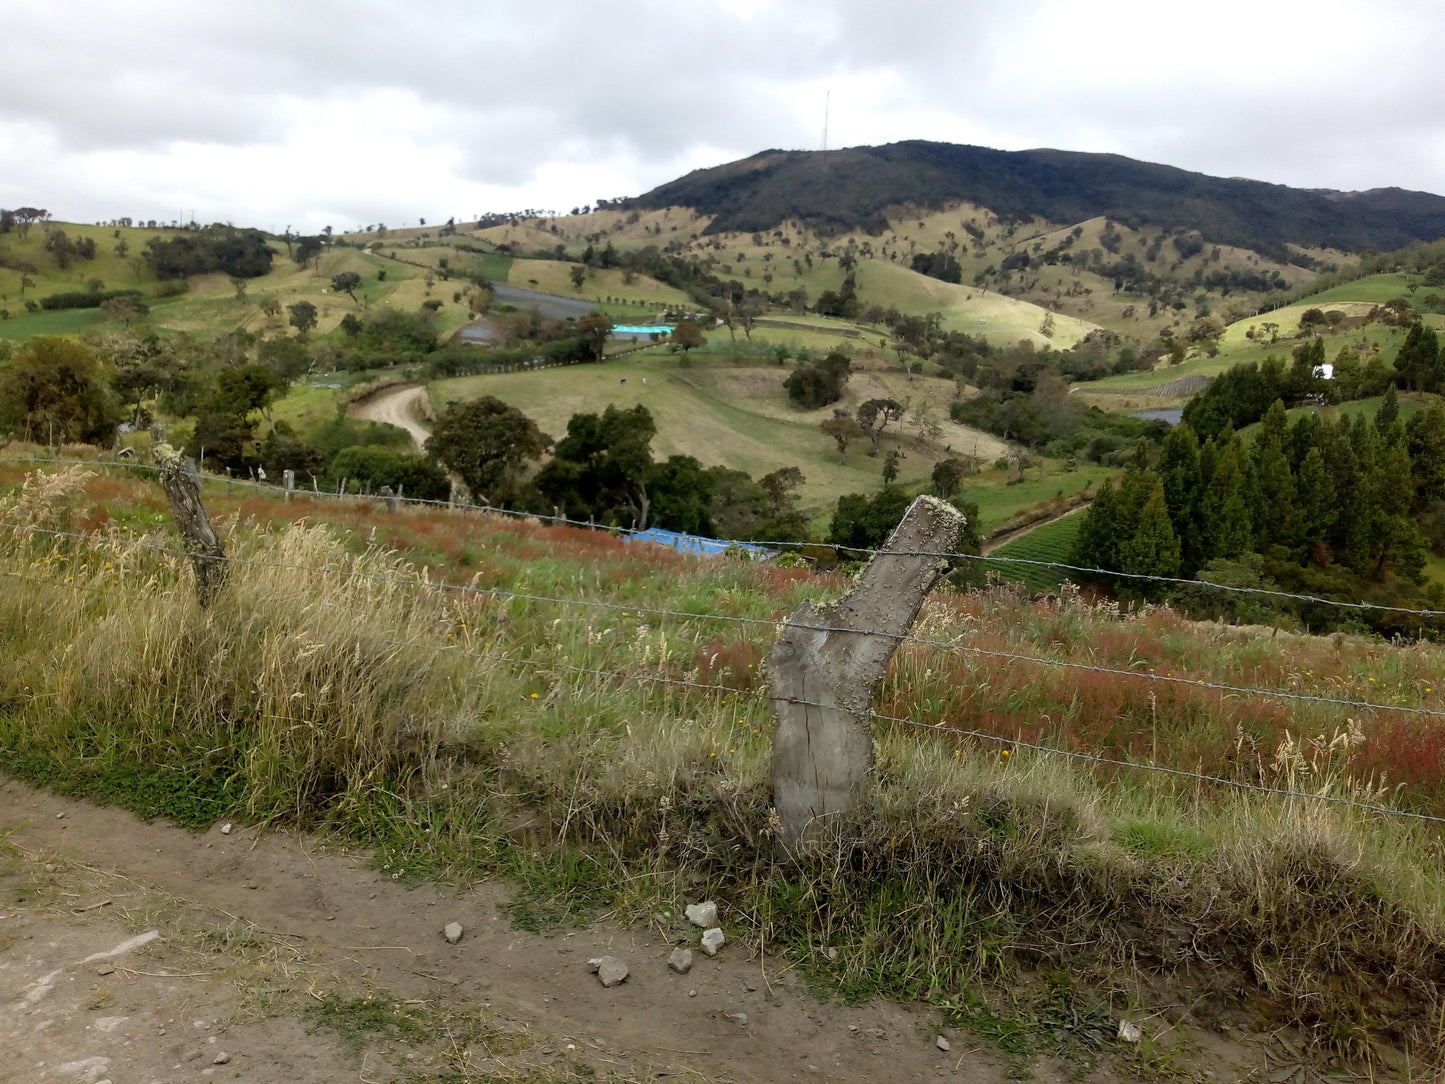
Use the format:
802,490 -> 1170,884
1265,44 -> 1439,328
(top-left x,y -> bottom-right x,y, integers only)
5,556 -> 1443,827
8,454 -> 1445,621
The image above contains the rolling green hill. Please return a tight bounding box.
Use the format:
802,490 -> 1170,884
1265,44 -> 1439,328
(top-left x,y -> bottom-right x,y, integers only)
626,141 -> 1445,254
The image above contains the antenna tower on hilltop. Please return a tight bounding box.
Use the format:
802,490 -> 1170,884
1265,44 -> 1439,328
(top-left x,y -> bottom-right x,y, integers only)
821,90 -> 830,151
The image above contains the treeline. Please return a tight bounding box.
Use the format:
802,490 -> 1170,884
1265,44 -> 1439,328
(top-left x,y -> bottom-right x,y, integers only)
1070,392 -> 1445,637
1184,321 -> 1445,440
141,226 -> 274,279
426,398 -> 811,542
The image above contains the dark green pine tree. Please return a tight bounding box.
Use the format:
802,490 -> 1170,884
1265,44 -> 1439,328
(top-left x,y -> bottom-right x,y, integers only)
1156,422 -> 1204,575
1118,479 -> 1181,594
1253,401 -> 1298,551
1070,477 -> 1124,572
1200,439 -> 1255,560
1295,446 -> 1337,561
1392,322 -> 1441,393
1407,400 -> 1445,511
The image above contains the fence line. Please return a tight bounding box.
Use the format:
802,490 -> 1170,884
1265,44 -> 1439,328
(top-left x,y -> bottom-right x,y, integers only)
4,545 -> 1443,828
5,515 -> 1445,727
7,455 -> 1445,622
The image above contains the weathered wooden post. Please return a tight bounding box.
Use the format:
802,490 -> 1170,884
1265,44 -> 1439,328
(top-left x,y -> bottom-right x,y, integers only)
283,469 -> 295,503
153,444 -> 229,607
380,484 -> 397,513
767,496 -> 964,847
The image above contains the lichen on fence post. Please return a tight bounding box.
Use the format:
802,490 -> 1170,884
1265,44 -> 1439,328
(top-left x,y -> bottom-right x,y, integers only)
767,495 -> 965,847
153,444 -> 228,607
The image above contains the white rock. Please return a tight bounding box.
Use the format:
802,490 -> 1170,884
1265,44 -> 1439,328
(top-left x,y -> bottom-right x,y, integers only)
668,948 -> 694,974
213,1052 -> 231,1065
1117,1019 -> 1142,1043
936,1035 -> 951,1051
587,957 -> 604,973
220,823 -> 232,835
595,956 -> 629,987
700,927 -> 726,956
443,922 -> 463,944
685,901 -> 719,928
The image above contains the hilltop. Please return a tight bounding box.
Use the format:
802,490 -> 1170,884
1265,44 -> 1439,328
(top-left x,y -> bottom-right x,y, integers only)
622,141 -> 1445,254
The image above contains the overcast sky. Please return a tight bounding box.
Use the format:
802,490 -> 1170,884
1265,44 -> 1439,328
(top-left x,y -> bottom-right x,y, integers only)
4,0 -> 1444,233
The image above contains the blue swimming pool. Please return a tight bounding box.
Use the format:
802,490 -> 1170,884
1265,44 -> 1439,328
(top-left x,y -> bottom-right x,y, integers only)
610,324 -> 674,338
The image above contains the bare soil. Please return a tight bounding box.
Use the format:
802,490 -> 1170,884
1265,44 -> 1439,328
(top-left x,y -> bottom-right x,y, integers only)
0,776 -> 1331,1083
349,384 -> 432,451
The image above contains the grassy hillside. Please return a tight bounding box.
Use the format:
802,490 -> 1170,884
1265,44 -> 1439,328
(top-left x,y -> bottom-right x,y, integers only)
2,456 -> 1444,1073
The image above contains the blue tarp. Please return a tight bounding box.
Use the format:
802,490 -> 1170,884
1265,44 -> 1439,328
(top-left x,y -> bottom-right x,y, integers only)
628,527 -> 775,560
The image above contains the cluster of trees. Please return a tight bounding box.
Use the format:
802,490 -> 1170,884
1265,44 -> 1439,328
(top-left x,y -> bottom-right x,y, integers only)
783,349 -> 852,408
1071,393 -> 1445,635
142,226 -> 274,280
426,398 -> 810,540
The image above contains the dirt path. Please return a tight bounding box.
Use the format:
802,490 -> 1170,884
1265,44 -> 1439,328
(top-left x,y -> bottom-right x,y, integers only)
349,384 -> 432,451
981,502 -> 1088,555
2,777 -> 1068,1084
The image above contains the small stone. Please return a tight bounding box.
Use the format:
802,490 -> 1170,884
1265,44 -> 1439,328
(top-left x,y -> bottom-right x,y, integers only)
668,948 -> 694,974
825,946 -> 839,961
1118,1019 -> 1142,1043
725,1011 -> 748,1026
936,1036 -> 951,1052
55,812 -> 65,819
443,922 -> 464,944
184,1051 -> 204,1062
594,956 -> 629,987
700,928 -> 726,956
587,957 -> 603,973
219,823 -> 233,835
685,901 -> 719,928
95,966 -> 115,977
688,989 -> 697,997
213,1052 -> 230,1065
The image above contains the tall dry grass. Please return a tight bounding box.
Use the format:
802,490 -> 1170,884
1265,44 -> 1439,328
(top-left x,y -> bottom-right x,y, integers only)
2,463 -> 1445,1064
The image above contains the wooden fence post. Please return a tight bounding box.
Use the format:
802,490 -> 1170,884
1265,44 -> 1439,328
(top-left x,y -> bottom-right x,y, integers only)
767,495 -> 965,847
283,469 -> 295,502
380,484 -> 397,513
154,444 -> 229,607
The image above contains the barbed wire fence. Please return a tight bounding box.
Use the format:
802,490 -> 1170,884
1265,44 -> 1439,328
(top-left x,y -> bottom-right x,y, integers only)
3,456 -> 1445,830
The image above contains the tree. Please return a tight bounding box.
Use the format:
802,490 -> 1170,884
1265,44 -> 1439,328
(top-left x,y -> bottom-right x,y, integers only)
569,265 -> 587,290
1117,480 -> 1181,593
828,487 -> 912,553
931,457 -> 971,498
856,397 -> 904,455
425,396 -> 552,507
331,271 -> 362,305
1393,321 -> 1441,392
820,410 -> 864,462
783,350 -> 851,408
881,448 -> 902,485
288,300 -> 318,340
0,337 -> 120,445
535,404 -> 657,526
670,323 -> 706,359
576,312 -> 612,361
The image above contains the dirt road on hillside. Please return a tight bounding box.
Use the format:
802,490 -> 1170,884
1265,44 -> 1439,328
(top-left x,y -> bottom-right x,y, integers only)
0,778 -> 1322,1083
349,384 -> 431,451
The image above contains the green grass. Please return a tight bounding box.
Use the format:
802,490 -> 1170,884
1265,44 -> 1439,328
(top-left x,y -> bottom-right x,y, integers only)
431,355 -> 983,510
5,460 -> 1445,1065
0,307 -> 104,339
987,513 -> 1085,590
966,468 -> 1108,533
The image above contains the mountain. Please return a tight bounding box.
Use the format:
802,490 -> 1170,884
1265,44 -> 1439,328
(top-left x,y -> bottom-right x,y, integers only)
624,141 -> 1445,256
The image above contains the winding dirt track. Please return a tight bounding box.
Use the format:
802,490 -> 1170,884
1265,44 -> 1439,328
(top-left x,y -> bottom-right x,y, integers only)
348,384 -> 431,450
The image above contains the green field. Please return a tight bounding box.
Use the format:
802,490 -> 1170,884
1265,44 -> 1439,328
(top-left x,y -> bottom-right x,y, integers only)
987,512 -> 1085,590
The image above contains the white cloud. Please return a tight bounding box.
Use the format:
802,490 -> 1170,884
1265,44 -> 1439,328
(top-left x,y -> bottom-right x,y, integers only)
2,0 -> 1444,230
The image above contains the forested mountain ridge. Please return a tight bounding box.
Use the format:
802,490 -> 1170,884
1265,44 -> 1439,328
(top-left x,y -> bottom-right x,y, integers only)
625,141 -> 1445,255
